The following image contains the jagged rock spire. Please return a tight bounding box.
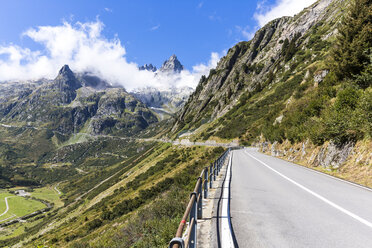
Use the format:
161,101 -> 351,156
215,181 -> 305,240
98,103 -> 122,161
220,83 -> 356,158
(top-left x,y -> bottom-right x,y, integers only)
159,54 -> 184,73
54,65 -> 81,91
58,64 -> 73,76
139,64 -> 157,72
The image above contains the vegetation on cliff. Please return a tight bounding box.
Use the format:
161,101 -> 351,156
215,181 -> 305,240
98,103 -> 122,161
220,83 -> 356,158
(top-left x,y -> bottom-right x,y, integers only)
174,0 -> 371,149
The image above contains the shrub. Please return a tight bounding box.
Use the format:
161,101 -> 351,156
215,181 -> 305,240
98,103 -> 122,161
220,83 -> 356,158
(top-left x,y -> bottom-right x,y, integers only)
86,218 -> 103,231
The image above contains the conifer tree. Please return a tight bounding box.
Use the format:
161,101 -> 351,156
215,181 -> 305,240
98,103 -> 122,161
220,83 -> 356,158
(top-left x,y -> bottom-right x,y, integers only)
332,0 -> 372,79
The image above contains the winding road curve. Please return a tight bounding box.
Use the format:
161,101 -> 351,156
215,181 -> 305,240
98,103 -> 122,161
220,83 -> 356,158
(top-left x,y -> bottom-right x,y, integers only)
0,196 -> 13,218
230,148 -> 372,248
54,183 -> 62,195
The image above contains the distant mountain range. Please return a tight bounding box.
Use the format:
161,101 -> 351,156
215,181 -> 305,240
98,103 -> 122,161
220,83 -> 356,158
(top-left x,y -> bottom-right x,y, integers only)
0,65 -> 157,136
139,54 -> 184,74
134,54 -> 192,118
0,55 -> 194,137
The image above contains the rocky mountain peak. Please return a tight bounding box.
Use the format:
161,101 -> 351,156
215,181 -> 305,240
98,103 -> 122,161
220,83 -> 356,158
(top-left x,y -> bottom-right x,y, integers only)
159,54 -> 184,73
139,64 -> 157,72
58,64 -> 73,76
54,64 -> 81,91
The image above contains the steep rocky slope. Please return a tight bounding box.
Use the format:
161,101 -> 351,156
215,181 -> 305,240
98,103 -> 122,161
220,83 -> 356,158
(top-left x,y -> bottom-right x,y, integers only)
173,0 -> 345,134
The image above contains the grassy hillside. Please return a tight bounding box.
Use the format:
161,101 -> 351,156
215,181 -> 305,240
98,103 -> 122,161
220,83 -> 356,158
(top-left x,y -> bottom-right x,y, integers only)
0,142 -> 224,247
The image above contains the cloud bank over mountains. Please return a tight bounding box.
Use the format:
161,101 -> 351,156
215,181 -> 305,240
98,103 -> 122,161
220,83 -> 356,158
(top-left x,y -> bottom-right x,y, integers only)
0,1 -> 317,89
254,0 -> 318,27
0,20 -> 221,91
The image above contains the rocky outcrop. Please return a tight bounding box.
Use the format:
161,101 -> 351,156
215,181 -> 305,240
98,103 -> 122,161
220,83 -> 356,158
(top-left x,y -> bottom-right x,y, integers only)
139,64 -> 157,72
312,141 -> 354,168
159,54 -> 184,73
77,73 -> 112,90
264,140 -> 355,169
256,139 -> 372,187
132,86 -> 193,113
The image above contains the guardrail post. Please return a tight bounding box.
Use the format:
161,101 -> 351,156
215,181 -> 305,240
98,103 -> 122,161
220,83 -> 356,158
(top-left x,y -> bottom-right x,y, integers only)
204,167 -> 208,199
189,192 -> 197,248
197,178 -> 203,219
209,163 -> 213,188
213,161 -> 216,181
188,218 -> 196,248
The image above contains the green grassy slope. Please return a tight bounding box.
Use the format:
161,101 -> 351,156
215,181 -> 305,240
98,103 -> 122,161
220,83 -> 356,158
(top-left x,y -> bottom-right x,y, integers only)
0,143 -> 224,247
0,193 -> 46,223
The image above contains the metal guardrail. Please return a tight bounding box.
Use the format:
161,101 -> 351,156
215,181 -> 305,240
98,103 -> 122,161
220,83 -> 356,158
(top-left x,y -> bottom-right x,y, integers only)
169,148 -> 231,248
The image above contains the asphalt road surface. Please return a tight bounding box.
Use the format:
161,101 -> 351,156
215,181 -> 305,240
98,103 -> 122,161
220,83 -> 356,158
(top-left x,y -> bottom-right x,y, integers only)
230,148 -> 372,248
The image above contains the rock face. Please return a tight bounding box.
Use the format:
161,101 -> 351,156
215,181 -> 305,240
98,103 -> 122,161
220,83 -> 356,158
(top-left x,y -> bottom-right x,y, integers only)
132,86 -> 193,114
0,65 -> 158,136
159,54 -> 184,73
50,65 -> 82,104
313,142 -> 355,168
77,73 -> 112,90
139,64 -> 157,72
258,139 -> 359,170
172,0 -> 346,134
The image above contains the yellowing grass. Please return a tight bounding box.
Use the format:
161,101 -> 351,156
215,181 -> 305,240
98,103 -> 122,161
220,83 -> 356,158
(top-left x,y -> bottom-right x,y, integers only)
31,186 -> 64,208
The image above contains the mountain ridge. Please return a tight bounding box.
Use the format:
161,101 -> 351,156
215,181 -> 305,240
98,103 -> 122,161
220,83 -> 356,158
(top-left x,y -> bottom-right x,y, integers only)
171,0 -> 347,137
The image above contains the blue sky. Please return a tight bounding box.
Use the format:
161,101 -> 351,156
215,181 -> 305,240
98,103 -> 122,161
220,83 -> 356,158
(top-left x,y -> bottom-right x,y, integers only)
0,0 -> 317,89
0,0 -> 262,68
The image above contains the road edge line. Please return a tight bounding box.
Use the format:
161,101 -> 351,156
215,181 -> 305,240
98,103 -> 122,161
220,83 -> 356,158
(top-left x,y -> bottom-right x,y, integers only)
245,151 -> 372,229
251,148 -> 372,192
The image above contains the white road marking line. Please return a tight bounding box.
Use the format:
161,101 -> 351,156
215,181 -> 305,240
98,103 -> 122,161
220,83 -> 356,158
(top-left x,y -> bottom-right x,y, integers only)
246,148 -> 372,192
244,150 -> 372,229
221,153 -> 235,247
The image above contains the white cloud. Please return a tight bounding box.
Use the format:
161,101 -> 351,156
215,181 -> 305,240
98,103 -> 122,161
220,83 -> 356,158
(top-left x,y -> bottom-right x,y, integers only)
197,2 -> 204,9
144,51 -> 223,91
208,12 -> 221,21
0,20 -> 222,91
254,0 -> 318,27
235,25 -> 256,40
104,8 -> 113,12
150,24 -> 160,31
